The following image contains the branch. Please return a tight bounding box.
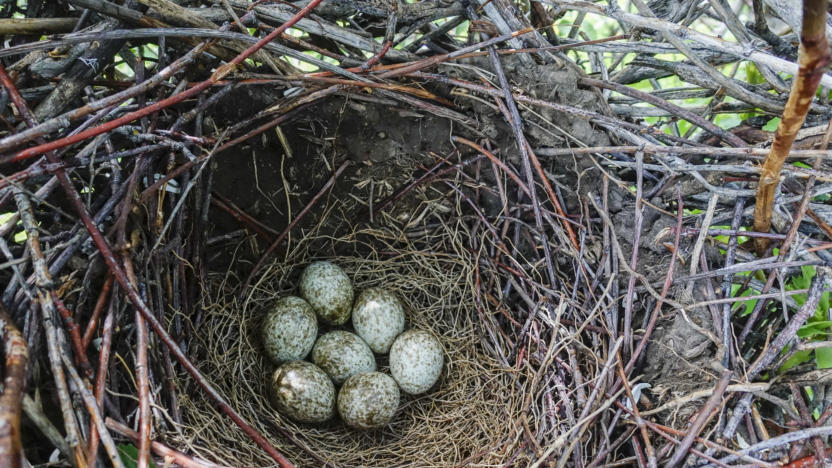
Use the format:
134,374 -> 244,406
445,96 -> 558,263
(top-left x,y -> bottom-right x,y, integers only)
753,0 -> 831,253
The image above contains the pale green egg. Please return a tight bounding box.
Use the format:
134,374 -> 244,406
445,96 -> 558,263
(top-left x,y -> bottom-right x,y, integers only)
271,361 -> 335,423
352,288 -> 405,354
389,330 -> 443,395
261,296 -> 317,364
337,372 -> 399,429
299,261 -> 353,325
311,331 -> 376,385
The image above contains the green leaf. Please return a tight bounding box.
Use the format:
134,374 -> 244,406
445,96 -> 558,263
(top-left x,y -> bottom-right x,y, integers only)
117,444 -> 156,468
797,321 -> 832,338
715,113 -> 741,129
817,347 -> 832,369
731,284 -> 758,316
763,117 -> 780,132
2,213 -> 26,243
779,349 -> 812,372
744,63 -> 765,85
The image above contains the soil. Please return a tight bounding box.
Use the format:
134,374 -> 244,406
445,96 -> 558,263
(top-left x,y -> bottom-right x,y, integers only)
206,58 -> 617,263
207,91 -> 455,264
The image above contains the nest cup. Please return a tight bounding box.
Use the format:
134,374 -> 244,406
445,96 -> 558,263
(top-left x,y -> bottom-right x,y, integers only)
169,222 -> 528,467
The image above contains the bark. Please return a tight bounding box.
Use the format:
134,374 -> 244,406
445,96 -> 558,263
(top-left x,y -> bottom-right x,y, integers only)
753,0 -> 830,253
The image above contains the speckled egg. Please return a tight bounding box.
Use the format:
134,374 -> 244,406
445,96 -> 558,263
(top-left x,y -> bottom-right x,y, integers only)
262,296 -> 317,364
389,330 -> 444,394
299,261 -> 353,325
311,331 -> 376,385
351,288 -> 406,354
337,372 -> 399,429
271,361 -> 335,423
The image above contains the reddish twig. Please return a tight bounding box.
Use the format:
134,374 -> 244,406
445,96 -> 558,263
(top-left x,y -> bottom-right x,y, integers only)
737,151 -> 824,346
784,448 -> 832,468
52,293 -> 92,377
0,37 -> 212,155
1,0 -> 326,165
616,362 -> 656,468
87,293 -> 117,463
0,62 -> 87,467
54,168 -> 298,467
753,0 -> 830,253
791,383 -> 827,465
211,193 -> 276,243
82,275 -> 114,350
59,354 -> 125,468
0,306 -> 28,468
124,258 -> 152,468
375,27 -> 534,79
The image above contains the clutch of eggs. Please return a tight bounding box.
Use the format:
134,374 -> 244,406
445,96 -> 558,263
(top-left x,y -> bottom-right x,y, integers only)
261,262 -> 445,429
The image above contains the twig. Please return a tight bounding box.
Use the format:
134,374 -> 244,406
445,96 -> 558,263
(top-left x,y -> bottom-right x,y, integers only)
753,0 -> 831,253
243,159 -> 350,293
625,185 -> 683,373
579,78 -> 745,146
0,306 -> 27,468
106,418 -> 234,468
623,151 -> 644,357
666,369 -> 733,467
2,0 -> 326,164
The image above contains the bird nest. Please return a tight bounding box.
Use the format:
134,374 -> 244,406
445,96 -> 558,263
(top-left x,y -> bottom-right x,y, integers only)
166,218 -> 530,467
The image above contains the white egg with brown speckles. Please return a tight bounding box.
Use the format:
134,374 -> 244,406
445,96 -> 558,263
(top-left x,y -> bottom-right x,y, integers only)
299,261 -> 353,325
262,296 -> 317,364
337,372 -> 399,429
271,361 -> 335,423
352,288 -> 405,354
389,330 -> 443,394
311,331 -> 376,385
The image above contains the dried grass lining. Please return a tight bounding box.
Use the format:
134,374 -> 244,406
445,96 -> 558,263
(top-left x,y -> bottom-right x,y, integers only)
168,221 -> 532,467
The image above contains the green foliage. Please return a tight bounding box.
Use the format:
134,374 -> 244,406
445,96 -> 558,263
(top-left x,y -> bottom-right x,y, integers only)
715,113 -> 742,129
117,444 -> 156,468
113,54 -> 135,79
743,63 -> 766,85
730,283 -> 758,316
713,225 -> 749,245
779,350 -> 813,373
0,212 -> 27,243
763,117 -> 780,132
778,266 -> 832,371
453,20 -> 470,39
